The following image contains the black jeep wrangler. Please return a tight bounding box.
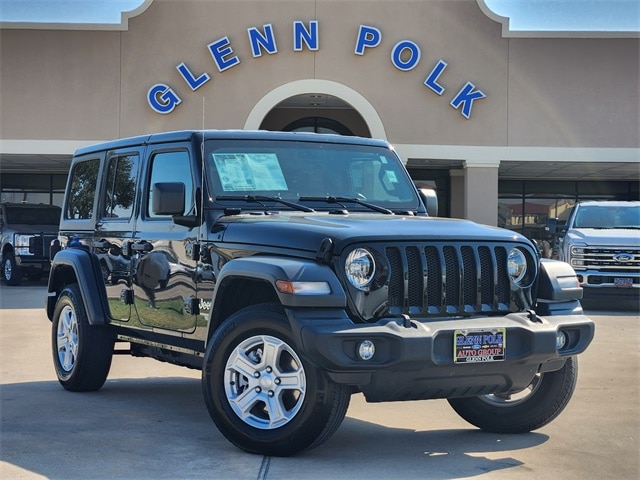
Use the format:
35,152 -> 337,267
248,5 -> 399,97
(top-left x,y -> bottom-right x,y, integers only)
46,130 -> 594,456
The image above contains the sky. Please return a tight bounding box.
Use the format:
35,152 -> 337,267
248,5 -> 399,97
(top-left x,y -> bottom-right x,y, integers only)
0,0 -> 638,32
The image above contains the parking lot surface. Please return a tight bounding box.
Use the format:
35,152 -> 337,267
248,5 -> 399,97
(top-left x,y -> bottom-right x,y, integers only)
1,283 -> 638,479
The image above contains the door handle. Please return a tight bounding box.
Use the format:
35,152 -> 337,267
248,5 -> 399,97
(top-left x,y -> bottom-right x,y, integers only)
93,240 -> 111,250
131,241 -> 153,253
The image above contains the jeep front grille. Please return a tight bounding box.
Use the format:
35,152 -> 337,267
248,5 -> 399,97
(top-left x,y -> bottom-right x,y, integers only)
384,244 -> 513,316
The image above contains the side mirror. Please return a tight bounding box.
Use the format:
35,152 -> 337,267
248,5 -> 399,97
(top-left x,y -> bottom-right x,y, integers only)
153,182 -> 185,215
418,188 -> 438,217
546,218 -> 568,236
152,182 -> 200,228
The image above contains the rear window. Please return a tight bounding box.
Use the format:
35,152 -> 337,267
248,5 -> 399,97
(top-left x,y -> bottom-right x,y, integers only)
66,158 -> 100,220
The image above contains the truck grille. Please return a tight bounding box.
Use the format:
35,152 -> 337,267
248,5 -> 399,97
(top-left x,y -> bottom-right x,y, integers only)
384,243 -> 513,316
573,246 -> 640,272
28,234 -> 57,257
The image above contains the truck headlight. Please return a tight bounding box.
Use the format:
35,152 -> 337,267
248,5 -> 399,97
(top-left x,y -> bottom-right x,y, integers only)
345,248 -> 376,290
14,234 -> 34,256
508,248 -> 527,285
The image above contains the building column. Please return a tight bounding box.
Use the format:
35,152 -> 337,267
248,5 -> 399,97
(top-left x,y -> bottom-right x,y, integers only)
463,160 -> 500,226
449,169 -> 465,219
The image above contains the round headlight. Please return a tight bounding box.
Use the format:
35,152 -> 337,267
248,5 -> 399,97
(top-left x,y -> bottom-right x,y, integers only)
508,248 -> 527,285
345,248 -> 376,290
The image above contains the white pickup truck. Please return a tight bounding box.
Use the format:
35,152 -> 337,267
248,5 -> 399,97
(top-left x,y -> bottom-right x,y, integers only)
547,201 -> 640,306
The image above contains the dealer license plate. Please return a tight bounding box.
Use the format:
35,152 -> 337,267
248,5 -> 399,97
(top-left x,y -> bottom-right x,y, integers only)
614,277 -> 633,288
454,328 -> 506,364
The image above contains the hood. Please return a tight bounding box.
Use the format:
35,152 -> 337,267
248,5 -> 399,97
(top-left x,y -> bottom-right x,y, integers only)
567,228 -> 640,247
3,224 -> 59,234
214,212 -> 530,254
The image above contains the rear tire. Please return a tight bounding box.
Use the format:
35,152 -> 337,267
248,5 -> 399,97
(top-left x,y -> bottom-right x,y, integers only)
448,357 -> 578,433
202,303 -> 351,456
51,283 -> 114,392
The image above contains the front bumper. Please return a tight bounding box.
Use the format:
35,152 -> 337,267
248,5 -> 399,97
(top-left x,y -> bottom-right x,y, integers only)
575,270 -> 640,289
291,308 -> 594,402
15,255 -> 51,270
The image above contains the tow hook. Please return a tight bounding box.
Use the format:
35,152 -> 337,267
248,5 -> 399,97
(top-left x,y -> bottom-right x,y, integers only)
528,309 -> 542,323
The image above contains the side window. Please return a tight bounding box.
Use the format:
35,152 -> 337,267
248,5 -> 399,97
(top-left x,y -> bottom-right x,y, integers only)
66,158 -> 100,220
147,150 -> 194,218
102,154 -> 139,220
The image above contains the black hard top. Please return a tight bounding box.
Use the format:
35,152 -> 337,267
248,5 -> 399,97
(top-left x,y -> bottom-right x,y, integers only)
73,130 -> 392,157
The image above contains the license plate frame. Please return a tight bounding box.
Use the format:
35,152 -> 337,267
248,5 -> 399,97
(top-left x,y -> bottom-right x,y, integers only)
454,328 -> 506,364
614,277 -> 633,288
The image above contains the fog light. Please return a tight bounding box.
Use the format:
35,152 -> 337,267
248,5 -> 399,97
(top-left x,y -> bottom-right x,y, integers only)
357,340 -> 375,360
556,331 -> 567,350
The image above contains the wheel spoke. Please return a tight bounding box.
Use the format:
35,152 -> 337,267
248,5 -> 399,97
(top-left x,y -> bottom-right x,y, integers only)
276,370 -> 305,391
264,393 -> 289,428
229,349 -> 261,379
261,336 -> 284,367
61,345 -> 74,371
229,385 -> 262,418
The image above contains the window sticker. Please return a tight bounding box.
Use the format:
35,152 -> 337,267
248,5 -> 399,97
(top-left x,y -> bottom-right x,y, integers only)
384,170 -> 398,183
213,153 -> 288,192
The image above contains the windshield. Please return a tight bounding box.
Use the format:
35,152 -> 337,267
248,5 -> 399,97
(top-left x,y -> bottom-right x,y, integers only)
3,205 -> 61,225
574,205 -> 640,229
205,139 -> 420,212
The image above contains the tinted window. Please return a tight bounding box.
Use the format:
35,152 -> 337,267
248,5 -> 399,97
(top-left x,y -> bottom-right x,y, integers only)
147,151 -> 194,218
102,154 -> 139,220
206,140 -> 418,210
66,158 -> 100,220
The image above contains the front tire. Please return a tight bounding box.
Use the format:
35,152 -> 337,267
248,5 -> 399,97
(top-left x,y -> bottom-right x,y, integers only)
448,357 -> 578,433
3,253 -> 22,286
51,284 -> 114,391
202,303 -> 351,456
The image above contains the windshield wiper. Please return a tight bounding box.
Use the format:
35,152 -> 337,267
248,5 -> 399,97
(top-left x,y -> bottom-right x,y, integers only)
299,196 -> 393,215
216,195 -> 315,212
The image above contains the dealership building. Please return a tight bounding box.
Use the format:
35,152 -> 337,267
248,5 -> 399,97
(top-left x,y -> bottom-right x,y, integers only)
1,0 -> 638,244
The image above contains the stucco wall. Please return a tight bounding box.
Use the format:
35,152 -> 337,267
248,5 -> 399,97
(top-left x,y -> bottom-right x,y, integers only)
0,29 -> 121,140
1,0 -> 638,149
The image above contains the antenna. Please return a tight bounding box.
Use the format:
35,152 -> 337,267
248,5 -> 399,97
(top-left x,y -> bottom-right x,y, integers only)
199,97 -> 206,240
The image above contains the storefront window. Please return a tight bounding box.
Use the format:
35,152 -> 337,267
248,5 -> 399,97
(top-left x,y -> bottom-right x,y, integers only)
0,173 -> 66,206
498,180 -> 637,258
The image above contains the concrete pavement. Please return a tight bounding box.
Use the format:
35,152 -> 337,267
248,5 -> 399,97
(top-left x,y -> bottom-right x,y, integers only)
1,283 -> 638,479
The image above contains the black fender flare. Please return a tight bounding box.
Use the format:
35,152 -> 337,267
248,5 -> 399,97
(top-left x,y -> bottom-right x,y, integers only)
46,248 -> 110,325
212,256 -> 347,309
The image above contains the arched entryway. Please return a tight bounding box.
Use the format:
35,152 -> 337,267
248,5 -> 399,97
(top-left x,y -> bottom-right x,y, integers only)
283,116 -> 355,135
244,79 -> 386,139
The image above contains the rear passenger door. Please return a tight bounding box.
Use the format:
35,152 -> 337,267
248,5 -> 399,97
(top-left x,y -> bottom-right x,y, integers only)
94,148 -> 142,322
131,145 -> 199,333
